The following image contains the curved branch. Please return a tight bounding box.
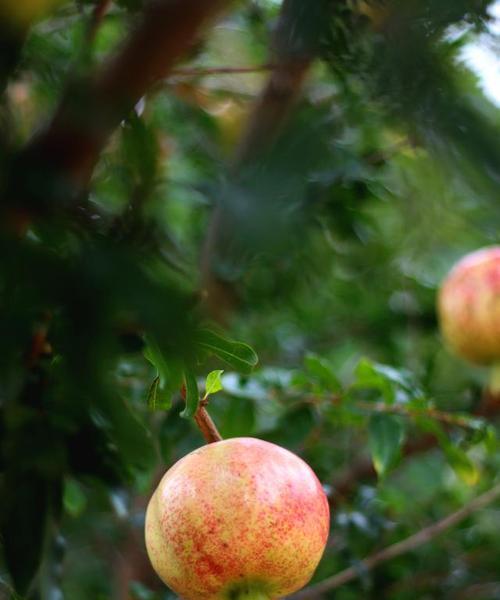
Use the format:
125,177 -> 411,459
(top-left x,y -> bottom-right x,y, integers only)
5,0 -> 233,217
291,482 -> 500,599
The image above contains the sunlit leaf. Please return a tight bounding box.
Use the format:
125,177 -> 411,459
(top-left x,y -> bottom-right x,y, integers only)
444,445 -> 480,486
204,370 -> 224,398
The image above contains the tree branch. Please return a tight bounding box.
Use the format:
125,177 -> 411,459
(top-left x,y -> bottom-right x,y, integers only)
86,0 -> 112,43
354,399 -> 483,430
4,0 -> 233,218
290,482 -> 500,599
200,0 -> 323,323
329,392 -> 498,506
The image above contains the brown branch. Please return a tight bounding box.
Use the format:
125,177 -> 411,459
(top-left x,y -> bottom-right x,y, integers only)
355,400 -> 483,430
200,0 -> 318,323
290,482 -> 500,599
6,0 -> 233,217
480,388 -> 500,417
86,0 -> 113,43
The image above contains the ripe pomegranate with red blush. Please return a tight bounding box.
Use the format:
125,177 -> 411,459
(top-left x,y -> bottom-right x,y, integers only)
145,437 -> 330,600
438,246 -> 500,392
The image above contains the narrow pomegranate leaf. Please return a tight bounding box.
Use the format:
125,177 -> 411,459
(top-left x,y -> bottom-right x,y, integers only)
181,368 -> 199,419
369,414 -> 405,477
195,329 -> 258,374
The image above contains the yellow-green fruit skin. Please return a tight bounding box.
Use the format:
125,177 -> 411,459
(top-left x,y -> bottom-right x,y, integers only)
145,437 -> 330,600
438,246 -> 500,365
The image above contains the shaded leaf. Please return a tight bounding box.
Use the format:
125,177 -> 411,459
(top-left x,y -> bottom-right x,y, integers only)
1,474 -> 50,595
369,414 -> 405,476
97,392 -> 156,473
63,478 -> 87,517
195,329 -> 258,374
355,358 -> 423,404
144,338 -> 184,411
181,368 -> 199,419
304,353 -> 342,393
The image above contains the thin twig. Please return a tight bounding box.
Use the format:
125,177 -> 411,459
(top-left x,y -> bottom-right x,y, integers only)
355,400 -> 483,430
87,0 -> 112,43
329,388 -> 499,506
306,391 -> 484,430
181,386 -> 223,444
200,0 -> 317,323
290,482 -> 500,599
6,0 -> 233,217
25,311 -> 52,368
168,63 -> 277,78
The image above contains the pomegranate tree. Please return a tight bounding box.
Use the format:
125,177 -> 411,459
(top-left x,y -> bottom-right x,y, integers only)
438,246 -> 500,392
145,437 -> 330,599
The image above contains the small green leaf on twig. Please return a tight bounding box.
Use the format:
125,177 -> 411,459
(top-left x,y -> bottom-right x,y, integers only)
204,370 -> 224,399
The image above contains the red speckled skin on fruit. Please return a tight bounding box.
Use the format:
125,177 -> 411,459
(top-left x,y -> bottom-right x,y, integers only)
438,246 -> 500,365
145,438 -> 330,600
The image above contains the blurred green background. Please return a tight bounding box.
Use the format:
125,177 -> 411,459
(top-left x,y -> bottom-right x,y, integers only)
0,0 -> 499,598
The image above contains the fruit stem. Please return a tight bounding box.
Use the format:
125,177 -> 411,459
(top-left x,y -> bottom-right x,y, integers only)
194,405 -> 223,444
234,591 -> 270,600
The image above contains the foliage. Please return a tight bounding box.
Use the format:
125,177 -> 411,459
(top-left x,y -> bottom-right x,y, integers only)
0,0 -> 499,598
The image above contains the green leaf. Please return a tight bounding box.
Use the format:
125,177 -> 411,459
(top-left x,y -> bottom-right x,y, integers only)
204,370 -> 224,398
304,353 -> 342,393
181,368 -> 199,419
484,425 -> 499,454
356,358 -> 395,403
444,445 -> 479,486
354,358 -> 423,405
146,376 -> 161,410
99,392 -> 156,473
195,329 -> 258,374
63,478 -> 87,517
144,338 -> 184,410
369,414 -> 405,477
1,474 -> 50,595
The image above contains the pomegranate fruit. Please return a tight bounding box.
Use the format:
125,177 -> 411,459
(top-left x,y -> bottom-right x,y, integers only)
438,246 -> 500,368
145,437 -> 330,599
